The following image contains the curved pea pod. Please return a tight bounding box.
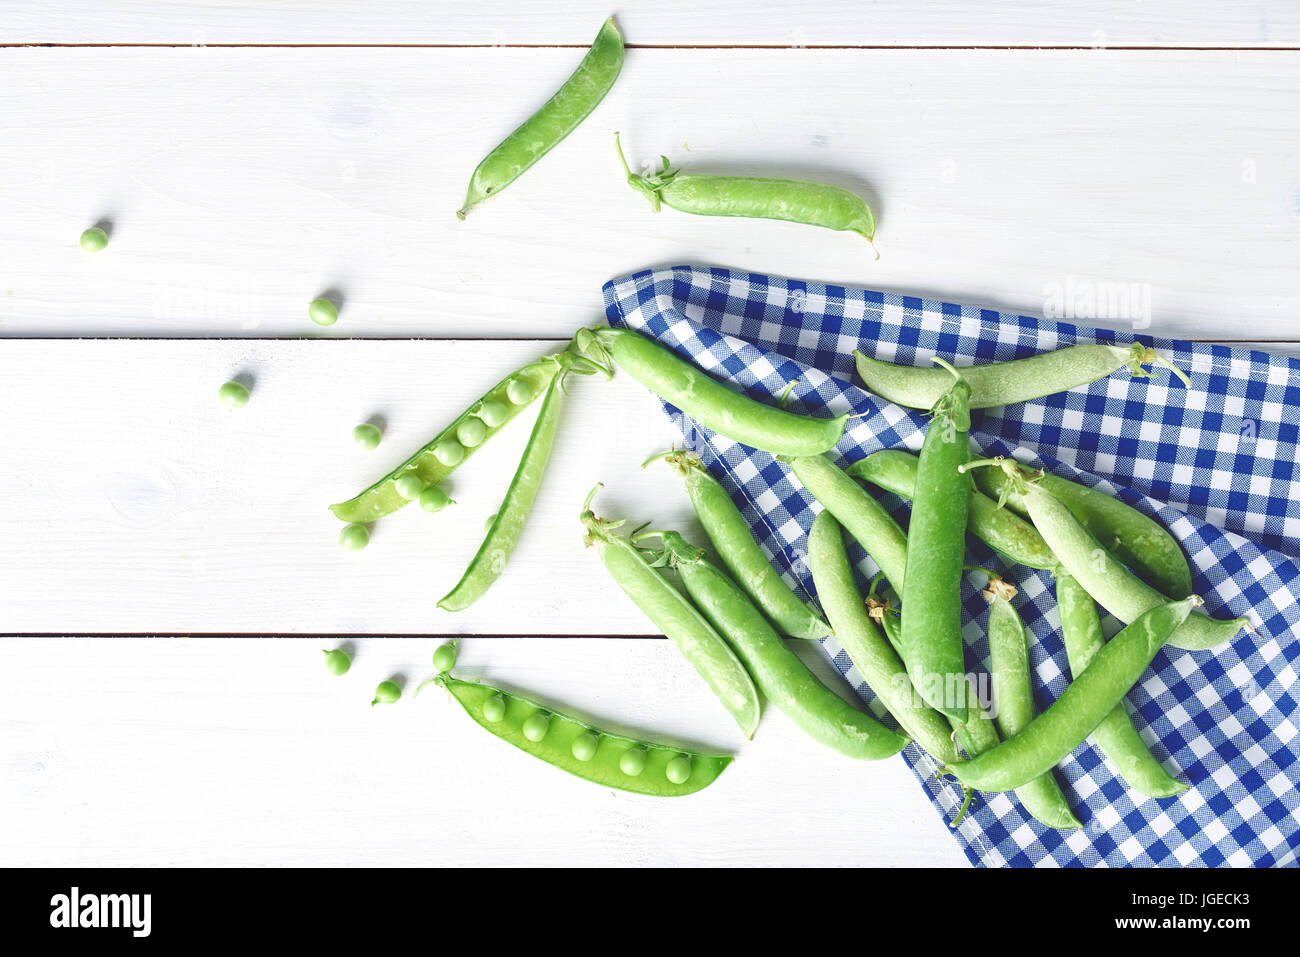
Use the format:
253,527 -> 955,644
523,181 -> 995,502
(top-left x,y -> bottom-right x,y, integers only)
1056,570 -> 1187,799
950,596 -> 1199,792
853,342 -> 1187,411
458,19 -> 624,219
593,327 -> 847,456
848,449 -> 1057,570
658,450 -> 829,639
582,496 -> 761,738
330,354 -> 562,524
1018,476 -> 1246,651
439,676 -> 731,796
438,374 -> 567,612
975,465 -> 1192,600
668,534 -> 907,761
787,453 -> 908,587
807,512 -> 955,766
984,583 -> 1081,829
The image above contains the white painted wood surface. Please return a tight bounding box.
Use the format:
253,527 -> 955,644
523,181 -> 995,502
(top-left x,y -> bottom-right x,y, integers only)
2,3 -> 1296,868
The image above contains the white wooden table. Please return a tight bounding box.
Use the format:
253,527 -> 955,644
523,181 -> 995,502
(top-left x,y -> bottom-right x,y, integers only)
2,2 -> 1297,867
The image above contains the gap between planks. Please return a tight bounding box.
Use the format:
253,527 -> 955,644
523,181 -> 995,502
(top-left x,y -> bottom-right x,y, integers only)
5,43 -> 1300,52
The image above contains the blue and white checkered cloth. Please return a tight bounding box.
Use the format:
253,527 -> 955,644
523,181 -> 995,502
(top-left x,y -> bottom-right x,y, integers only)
603,265 -> 1300,868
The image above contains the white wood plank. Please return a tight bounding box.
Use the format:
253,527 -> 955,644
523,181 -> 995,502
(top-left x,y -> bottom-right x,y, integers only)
4,1 -> 1299,47
0,338 -> 725,634
0,635 -> 968,866
2,47 -> 1296,342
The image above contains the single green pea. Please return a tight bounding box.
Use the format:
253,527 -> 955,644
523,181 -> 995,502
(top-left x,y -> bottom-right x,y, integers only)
433,439 -> 464,467
419,486 -> 453,513
322,648 -> 351,676
665,754 -> 692,785
619,748 -> 648,777
338,524 -> 370,550
308,297 -> 339,327
571,732 -> 600,762
477,401 -> 508,428
80,226 -> 109,251
372,680 -> 401,706
505,378 -> 534,405
394,473 -> 424,500
432,641 -> 458,674
218,381 -> 250,409
482,694 -> 507,722
353,423 -> 382,450
456,417 -> 487,448
522,712 -> 550,742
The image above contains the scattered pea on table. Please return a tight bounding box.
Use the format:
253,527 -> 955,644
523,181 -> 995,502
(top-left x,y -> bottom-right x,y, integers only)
218,381 -> 250,409
419,485 -> 454,513
353,423 -> 382,450
308,297 -> 339,327
431,641 -> 458,674
322,648 -> 351,676
338,524 -> 370,550
372,680 -> 401,706
79,226 -> 109,251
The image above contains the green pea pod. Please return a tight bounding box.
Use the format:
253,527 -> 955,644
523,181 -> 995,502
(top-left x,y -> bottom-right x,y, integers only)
665,532 -> 907,761
900,363 -> 973,723
618,135 -> 875,243
807,511 -> 957,765
1056,570 -> 1188,798
1015,472 -> 1246,651
330,354 -> 562,524
438,373 -> 567,611
458,19 -> 624,219
975,465 -> 1192,600
848,449 -> 1057,570
788,453 -> 907,587
854,342 -> 1190,411
951,596 -> 1199,792
985,583 -> 1081,829
592,327 -> 848,456
439,675 -> 731,796
582,490 -> 761,738
657,450 -> 830,639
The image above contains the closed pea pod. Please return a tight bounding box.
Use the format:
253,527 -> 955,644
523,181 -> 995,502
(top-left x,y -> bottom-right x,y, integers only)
807,512 -> 955,765
437,675 -> 731,796
847,449 -> 1057,571
975,465 -> 1192,600
654,450 -> 830,639
984,578 -> 1081,829
590,327 -> 847,456
854,342 -> 1191,411
458,19 -> 624,219
1056,570 -> 1188,798
900,360 -> 973,724
658,530 -> 907,760
617,135 -> 876,244
582,487 -> 761,738
950,596 -> 1199,792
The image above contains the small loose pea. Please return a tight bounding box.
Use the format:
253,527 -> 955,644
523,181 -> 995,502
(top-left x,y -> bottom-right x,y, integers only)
433,439 -> 464,467
571,732 -> 600,762
322,648 -> 351,676
456,417 -> 487,448
419,486 -> 453,513
394,473 -> 424,500
482,694 -> 507,722
431,641 -> 458,674
477,401 -> 508,428
218,381 -> 250,409
619,748 -> 648,777
505,378 -> 534,405
371,680 -> 401,706
80,226 -> 109,251
308,297 -> 339,326
339,524 -> 370,550
522,712 -> 550,742
665,754 -> 692,785
353,423 -> 382,450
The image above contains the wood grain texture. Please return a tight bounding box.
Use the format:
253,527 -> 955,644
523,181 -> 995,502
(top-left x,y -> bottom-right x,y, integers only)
1,47 -> 1298,340
4,1 -> 1299,47
0,635 -> 967,866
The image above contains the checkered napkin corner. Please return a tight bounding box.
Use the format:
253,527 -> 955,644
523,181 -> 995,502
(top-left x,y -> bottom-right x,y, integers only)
603,264 -> 1300,868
